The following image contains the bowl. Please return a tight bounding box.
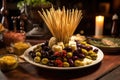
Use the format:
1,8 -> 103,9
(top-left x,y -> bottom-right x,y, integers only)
0,54 -> 18,71
12,42 -> 31,56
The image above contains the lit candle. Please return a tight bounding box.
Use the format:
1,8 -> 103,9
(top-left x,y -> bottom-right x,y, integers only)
95,16 -> 104,36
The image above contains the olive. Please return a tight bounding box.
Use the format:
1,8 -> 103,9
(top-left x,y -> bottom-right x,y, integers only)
90,54 -> 97,60
86,56 -> 92,60
41,58 -> 49,64
68,59 -> 74,66
74,60 -> 84,66
34,56 -> 41,63
73,50 -> 79,56
36,45 -> 42,50
41,50 -> 49,58
77,47 -> 82,53
29,51 -> 36,58
78,53 -> 85,58
43,46 -> 50,51
63,57 -> 67,62
80,44 -> 86,49
72,55 -> 78,60
92,56 -> 97,60
93,48 -> 99,53
88,50 -> 95,55
29,51 -> 34,56
80,41 -> 87,45
48,55 -> 56,60
81,49 -> 88,55
36,52 -> 41,57
63,62 -> 70,67
48,60 -> 55,66
63,46 -> 72,52
86,46 -> 93,51
67,52 -> 73,58
77,43 -> 82,47
48,50 -> 54,55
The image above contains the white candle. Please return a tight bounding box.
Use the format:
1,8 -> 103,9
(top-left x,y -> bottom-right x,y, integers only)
95,16 -> 104,36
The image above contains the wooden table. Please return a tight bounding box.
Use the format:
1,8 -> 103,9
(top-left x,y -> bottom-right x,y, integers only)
1,39 -> 120,80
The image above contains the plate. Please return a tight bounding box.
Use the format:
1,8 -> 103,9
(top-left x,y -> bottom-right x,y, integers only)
88,37 -> 120,53
21,44 -> 104,70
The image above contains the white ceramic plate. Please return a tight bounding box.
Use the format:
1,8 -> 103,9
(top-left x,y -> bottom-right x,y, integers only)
21,44 -> 104,70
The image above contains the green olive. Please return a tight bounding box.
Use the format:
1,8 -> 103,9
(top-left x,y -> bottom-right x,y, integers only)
63,62 -> 70,67
63,57 -> 67,62
80,41 -> 87,45
36,52 -> 41,57
41,58 -> 49,65
34,56 -> 41,63
86,56 -> 92,60
85,43 -> 90,46
88,50 -> 94,55
82,49 -> 88,55
74,60 -> 84,66
67,52 -> 73,58
90,54 -> 97,60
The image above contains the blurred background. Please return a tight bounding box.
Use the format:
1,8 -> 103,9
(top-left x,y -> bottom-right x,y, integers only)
0,0 -> 120,36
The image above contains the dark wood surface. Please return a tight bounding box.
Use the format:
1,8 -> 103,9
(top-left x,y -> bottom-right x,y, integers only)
1,39 -> 120,80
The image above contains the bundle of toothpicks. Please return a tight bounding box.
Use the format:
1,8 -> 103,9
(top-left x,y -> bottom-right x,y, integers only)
38,6 -> 82,43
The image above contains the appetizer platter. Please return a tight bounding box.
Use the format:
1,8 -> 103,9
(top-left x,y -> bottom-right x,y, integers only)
21,7 -> 104,70
22,42 -> 104,70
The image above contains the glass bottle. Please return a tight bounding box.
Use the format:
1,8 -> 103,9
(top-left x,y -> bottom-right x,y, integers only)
111,14 -> 119,36
0,0 -> 9,29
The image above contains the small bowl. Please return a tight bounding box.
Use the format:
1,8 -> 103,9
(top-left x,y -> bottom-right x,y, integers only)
12,42 -> 31,56
3,31 -> 26,46
0,54 -> 18,71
